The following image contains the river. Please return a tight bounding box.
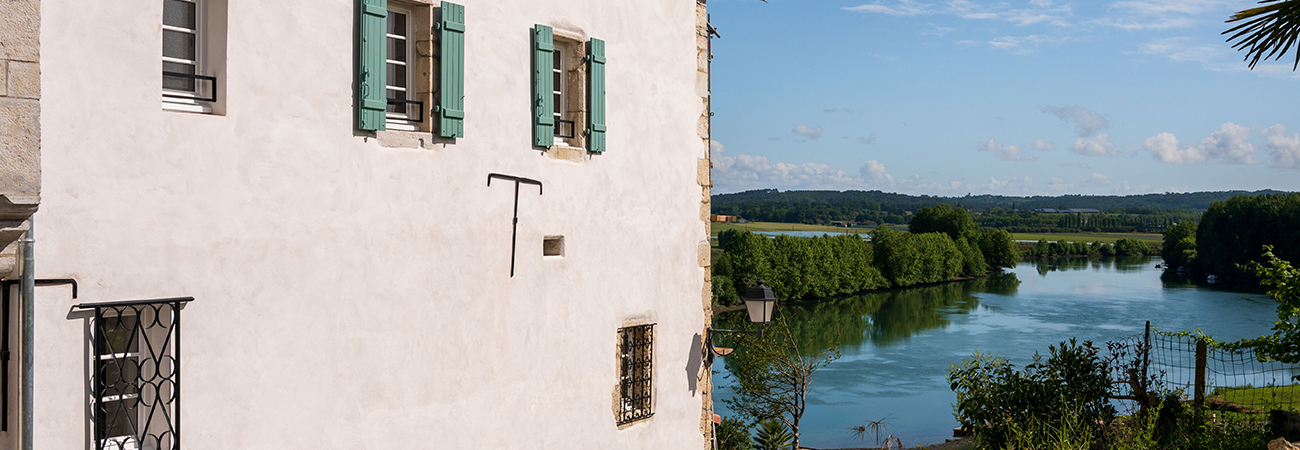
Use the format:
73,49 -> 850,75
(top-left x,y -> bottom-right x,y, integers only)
711,256 -> 1281,448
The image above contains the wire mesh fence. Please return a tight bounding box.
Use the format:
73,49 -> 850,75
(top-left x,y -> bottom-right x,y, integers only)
1109,322 -> 1300,415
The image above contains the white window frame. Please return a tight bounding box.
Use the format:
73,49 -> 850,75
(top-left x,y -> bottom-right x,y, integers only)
385,4 -> 419,131
552,47 -> 565,125
161,0 -> 211,113
94,311 -> 144,450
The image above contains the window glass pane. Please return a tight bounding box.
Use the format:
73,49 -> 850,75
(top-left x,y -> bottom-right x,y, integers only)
553,72 -> 561,92
163,62 -> 197,91
163,0 -> 197,30
387,63 -> 406,90
162,30 -> 196,61
387,37 -> 406,63
100,357 -> 141,398
553,49 -> 561,69
553,93 -> 561,115
387,11 -> 406,37
97,399 -> 139,440
97,315 -> 139,355
386,89 -> 404,114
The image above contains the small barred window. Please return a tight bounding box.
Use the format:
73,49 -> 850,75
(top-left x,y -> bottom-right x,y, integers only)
617,324 -> 654,425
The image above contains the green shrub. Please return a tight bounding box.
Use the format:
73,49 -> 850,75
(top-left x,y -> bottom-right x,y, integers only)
948,339 -> 1115,449
754,419 -> 794,450
716,417 -> 754,450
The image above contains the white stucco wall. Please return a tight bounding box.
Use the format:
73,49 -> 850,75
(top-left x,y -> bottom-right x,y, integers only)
31,0 -> 710,448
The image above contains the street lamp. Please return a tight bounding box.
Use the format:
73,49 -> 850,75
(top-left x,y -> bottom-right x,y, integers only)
706,279 -> 778,359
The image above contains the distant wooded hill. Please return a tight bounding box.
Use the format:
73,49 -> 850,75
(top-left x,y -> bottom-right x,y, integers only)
711,189 -> 1290,229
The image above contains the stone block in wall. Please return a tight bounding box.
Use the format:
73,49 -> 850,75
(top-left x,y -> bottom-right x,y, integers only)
697,158 -> 711,187
0,0 -> 40,62
0,98 -> 40,195
7,61 -> 38,99
698,242 -> 711,268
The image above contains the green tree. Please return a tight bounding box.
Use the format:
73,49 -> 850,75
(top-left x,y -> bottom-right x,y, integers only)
1161,221 -> 1198,268
754,419 -> 795,450
1229,247 -> 1300,363
909,204 -> 977,241
977,229 -> 1020,269
717,417 -> 754,450
723,319 -> 841,450
1197,193 -> 1300,277
1225,0 -> 1300,70
955,237 -> 988,276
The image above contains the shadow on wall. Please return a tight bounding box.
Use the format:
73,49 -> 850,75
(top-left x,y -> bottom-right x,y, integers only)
686,333 -> 702,395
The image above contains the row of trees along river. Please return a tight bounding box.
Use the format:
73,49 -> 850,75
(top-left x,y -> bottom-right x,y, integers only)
712,193 -> 1300,450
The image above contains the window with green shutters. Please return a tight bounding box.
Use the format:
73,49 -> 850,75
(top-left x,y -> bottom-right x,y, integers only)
586,38 -> 606,152
357,0 -> 387,131
437,1 -> 465,138
531,25 -> 555,147
358,1 -> 465,137
532,27 -> 607,152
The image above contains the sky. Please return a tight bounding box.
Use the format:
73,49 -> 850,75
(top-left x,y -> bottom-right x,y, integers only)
706,0 -> 1300,196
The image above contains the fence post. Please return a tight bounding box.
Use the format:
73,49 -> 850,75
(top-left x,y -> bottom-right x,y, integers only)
1194,339 -> 1207,408
1142,321 -> 1150,387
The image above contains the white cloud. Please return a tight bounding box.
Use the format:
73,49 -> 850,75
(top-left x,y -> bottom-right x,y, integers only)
710,140 -> 725,158
844,0 -> 1072,27
1041,105 -> 1109,136
987,35 -> 1062,54
1142,123 -> 1256,164
843,0 -> 933,16
978,138 -> 1037,161
1137,37 -> 1222,63
859,160 -> 896,185
1096,0 -> 1230,30
1143,132 -> 1199,164
1048,176 -> 1072,192
922,23 -> 957,36
1071,134 -> 1121,156
1032,139 -> 1056,150
712,153 -> 864,191
792,125 -> 824,140
858,134 -> 877,145
1082,172 -> 1110,186
824,107 -> 851,113
1263,124 -> 1300,169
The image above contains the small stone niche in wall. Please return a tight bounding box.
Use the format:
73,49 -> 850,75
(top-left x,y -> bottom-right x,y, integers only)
543,236 -> 565,257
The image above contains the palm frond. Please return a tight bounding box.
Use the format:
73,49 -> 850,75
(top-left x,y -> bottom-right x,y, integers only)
1223,0 -> 1300,70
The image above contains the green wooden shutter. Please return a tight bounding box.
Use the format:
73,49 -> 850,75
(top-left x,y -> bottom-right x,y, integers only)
437,2 -> 465,138
586,38 -> 606,152
532,25 -> 554,147
357,0 -> 387,131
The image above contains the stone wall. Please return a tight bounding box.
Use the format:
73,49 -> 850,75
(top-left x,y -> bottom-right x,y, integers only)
0,0 -> 41,277
695,0 -> 714,448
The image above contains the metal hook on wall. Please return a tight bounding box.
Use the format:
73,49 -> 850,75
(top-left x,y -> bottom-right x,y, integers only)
487,173 -> 543,277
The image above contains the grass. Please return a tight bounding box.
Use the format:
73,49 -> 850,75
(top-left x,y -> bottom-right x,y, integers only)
1209,384 -> 1300,411
710,221 -> 881,236
1010,232 -> 1163,244
711,222 -> 1163,245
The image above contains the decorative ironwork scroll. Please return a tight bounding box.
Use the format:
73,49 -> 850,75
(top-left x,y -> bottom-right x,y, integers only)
74,297 -> 193,450
617,323 -> 654,425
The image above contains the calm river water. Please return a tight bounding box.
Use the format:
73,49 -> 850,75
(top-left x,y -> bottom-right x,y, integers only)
712,256 -> 1280,448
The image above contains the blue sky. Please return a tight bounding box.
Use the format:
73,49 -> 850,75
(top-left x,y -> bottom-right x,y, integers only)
707,0 -> 1300,196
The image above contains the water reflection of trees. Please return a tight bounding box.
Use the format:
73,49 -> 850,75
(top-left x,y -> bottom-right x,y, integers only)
1031,256 -> 1154,276
757,273 -> 1022,355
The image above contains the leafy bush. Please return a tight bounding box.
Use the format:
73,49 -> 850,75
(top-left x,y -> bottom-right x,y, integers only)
948,339 -> 1115,449
716,417 -> 754,450
1115,238 -> 1157,256
754,419 -> 794,450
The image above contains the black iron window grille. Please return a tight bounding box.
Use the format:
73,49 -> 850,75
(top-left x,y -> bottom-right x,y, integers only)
386,99 -> 425,123
555,119 -> 576,139
73,297 -> 193,450
617,323 -> 654,425
161,72 -> 217,103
